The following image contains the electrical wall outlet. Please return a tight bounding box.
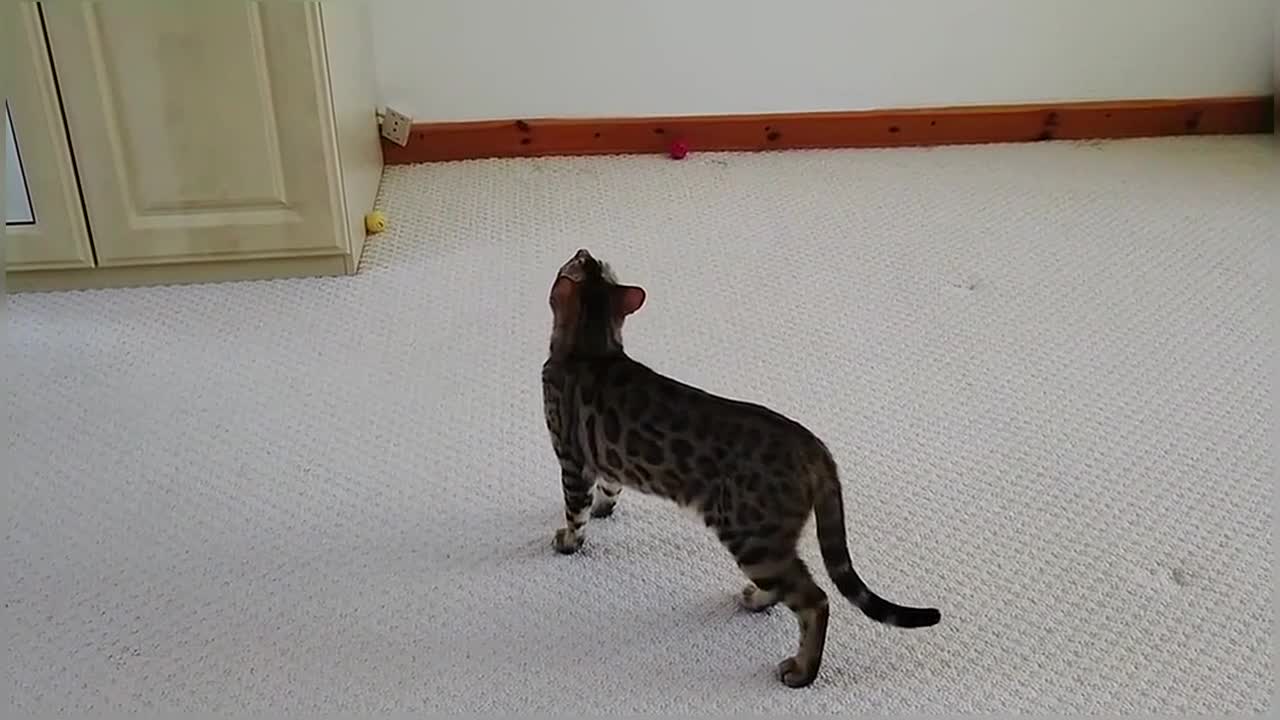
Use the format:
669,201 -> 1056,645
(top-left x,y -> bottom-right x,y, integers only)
380,106 -> 412,147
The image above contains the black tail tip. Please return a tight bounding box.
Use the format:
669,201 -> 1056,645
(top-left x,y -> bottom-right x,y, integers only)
893,607 -> 942,629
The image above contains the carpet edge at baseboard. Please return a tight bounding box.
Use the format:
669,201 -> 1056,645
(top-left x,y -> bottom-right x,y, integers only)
380,96 -> 1275,164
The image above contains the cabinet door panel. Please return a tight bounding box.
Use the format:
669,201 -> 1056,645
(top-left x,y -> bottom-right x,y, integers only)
6,3 -> 95,271
42,1 -> 347,266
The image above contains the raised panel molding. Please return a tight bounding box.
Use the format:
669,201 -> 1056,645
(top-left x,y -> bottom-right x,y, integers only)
83,4 -> 292,217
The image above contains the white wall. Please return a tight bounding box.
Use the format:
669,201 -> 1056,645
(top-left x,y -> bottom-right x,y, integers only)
371,0 -> 1276,123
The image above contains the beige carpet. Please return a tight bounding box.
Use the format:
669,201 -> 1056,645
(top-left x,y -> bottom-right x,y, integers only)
5,135 -> 1275,714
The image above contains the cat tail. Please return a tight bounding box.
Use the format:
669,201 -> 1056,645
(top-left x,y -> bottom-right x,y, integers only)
812,452 -> 941,629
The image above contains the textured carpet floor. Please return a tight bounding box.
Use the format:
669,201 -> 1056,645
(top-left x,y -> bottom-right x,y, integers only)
5,136 -> 1275,714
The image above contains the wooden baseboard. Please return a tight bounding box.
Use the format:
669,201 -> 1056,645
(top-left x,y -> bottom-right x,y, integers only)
6,254 -> 351,293
381,96 -> 1274,164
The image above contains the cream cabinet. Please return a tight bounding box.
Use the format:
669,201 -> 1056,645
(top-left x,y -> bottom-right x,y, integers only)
6,3 -> 96,271
4,1 -> 383,292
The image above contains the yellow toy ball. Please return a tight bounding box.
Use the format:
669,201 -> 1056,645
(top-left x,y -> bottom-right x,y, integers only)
364,210 -> 387,234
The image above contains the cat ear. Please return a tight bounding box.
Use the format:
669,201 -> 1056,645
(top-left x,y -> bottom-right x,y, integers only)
613,285 -> 646,316
550,275 -> 579,308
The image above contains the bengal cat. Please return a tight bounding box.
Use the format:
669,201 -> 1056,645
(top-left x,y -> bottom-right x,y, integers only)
540,248 -> 941,688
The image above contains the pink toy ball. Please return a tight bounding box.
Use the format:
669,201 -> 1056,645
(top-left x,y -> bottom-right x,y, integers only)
668,139 -> 690,160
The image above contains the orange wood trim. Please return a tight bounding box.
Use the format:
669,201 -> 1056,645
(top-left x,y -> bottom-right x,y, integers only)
380,96 -> 1274,164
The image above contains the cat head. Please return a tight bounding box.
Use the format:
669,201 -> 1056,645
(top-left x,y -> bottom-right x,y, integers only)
547,248 -> 646,359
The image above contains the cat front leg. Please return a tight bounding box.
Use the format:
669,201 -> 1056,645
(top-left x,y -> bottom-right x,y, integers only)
591,477 -> 622,518
553,461 -> 595,554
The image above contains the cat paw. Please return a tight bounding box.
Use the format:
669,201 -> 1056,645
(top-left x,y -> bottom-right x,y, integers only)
738,583 -> 778,612
590,502 -> 615,519
777,656 -> 817,688
553,528 -> 583,554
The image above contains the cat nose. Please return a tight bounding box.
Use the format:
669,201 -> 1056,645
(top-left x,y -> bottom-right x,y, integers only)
574,248 -> 592,260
